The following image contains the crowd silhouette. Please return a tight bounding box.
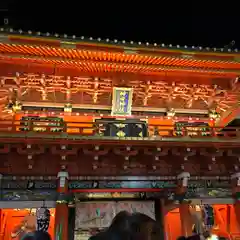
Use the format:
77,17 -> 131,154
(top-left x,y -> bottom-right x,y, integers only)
20,211 -> 215,240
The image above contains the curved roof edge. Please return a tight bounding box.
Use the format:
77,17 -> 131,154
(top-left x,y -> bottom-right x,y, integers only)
0,28 -> 239,58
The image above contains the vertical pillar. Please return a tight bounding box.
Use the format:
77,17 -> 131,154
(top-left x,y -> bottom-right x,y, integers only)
231,172 -> 240,231
177,172 -> 192,237
68,207 -> 76,240
55,171 -> 69,240
191,205 -> 204,234
154,199 -> 165,240
0,174 -> 2,240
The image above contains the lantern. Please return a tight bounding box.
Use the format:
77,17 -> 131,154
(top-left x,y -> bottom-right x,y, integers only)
202,204 -> 215,229
36,207 -> 50,232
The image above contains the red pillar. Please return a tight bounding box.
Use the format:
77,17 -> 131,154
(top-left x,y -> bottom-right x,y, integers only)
54,171 -> 69,240
0,209 -> 2,240
0,174 -> 2,240
177,172 -> 193,237
232,173 -> 240,232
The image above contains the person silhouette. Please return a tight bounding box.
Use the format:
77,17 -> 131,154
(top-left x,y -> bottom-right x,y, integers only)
89,210 -> 162,240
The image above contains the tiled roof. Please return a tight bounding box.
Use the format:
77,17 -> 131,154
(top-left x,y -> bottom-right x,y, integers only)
0,28 -> 239,77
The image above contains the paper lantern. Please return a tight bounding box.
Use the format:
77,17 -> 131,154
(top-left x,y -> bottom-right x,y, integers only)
36,207 -> 50,232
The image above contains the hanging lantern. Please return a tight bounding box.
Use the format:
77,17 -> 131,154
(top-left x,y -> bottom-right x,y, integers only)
202,204 -> 215,229
36,207 -> 50,232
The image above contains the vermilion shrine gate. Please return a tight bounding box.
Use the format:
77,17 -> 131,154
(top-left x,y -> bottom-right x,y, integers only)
0,28 -> 240,240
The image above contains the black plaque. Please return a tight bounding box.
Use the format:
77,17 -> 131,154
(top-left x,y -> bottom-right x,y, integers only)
2,180 -> 57,190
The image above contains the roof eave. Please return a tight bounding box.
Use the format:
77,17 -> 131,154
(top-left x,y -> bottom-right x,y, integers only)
0,28 -> 239,59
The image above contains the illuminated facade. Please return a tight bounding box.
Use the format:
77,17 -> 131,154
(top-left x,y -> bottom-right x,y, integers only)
0,28 -> 240,240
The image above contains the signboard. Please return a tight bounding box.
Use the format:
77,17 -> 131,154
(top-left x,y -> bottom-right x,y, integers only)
1,190 -> 57,201
70,179 -> 232,199
174,121 -> 210,136
187,180 -> 232,198
75,191 -> 169,200
0,179 -> 232,200
111,87 -> 133,116
0,180 -> 57,201
1,180 -> 57,190
68,180 -> 176,190
69,180 -> 231,190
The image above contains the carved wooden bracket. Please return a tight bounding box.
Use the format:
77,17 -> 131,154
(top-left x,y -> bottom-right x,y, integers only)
17,145 -> 45,155
113,147 -> 138,156
144,148 -> 169,156
51,145 -> 78,156
199,148 -> 224,157
83,146 -> 109,156
227,149 -> 240,157
172,148 -> 196,157
0,144 -> 10,153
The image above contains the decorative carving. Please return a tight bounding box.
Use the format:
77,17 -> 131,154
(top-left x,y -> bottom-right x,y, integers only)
16,145 -> 45,169
227,149 -> 240,157
17,145 -> 45,155
83,146 -> 109,156
0,74 -> 238,119
172,148 -> 196,157
0,143 -> 239,176
200,148 -> 224,157
51,145 -> 77,155
113,147 -> 138,157
144,147 -> 169,156
0,144 -> 10,153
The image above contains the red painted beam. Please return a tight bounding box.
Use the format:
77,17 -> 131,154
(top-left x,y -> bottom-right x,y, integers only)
8,36 -> 61,47
216,107 -> 240,127
0,136 -> 239,148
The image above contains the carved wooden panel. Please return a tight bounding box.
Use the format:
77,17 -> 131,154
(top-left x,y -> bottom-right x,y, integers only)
0,143 -> 238,176
75,201 -> 155,229
0,73 -> 237,112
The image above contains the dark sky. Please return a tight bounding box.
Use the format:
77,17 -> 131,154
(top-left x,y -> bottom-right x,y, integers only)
1,1 -> 239,49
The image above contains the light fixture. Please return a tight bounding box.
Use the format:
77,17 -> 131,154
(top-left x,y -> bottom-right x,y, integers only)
64,103 -> 72,113
208,110 -> 220,120
166,108 -> 175,118
12,101 -> 22,112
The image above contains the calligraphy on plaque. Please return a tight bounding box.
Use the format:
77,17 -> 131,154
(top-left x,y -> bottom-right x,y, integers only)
111,87 -> 133,116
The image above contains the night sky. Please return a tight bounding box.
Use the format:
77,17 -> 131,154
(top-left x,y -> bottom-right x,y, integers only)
0,1 -> 239,49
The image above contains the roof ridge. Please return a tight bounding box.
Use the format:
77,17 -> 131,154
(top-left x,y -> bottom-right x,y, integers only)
0,27 -> 239,55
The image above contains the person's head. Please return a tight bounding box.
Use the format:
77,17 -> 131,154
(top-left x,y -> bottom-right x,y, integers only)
177,237 -> 187,240
90,211 -> 162,240
21,231 -> 51,240
130,212 -> 161,240
33,231 -> 51,240
21,233 -> 34,240
108,211 -> 131,233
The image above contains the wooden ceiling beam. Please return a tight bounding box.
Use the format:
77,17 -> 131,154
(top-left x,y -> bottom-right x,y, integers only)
0,53 -> 238,75
0,60 -> 234,88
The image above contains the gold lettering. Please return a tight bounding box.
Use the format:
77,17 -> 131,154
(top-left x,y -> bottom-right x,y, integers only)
119,91 -> 127,96
116,90 -> 129,113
